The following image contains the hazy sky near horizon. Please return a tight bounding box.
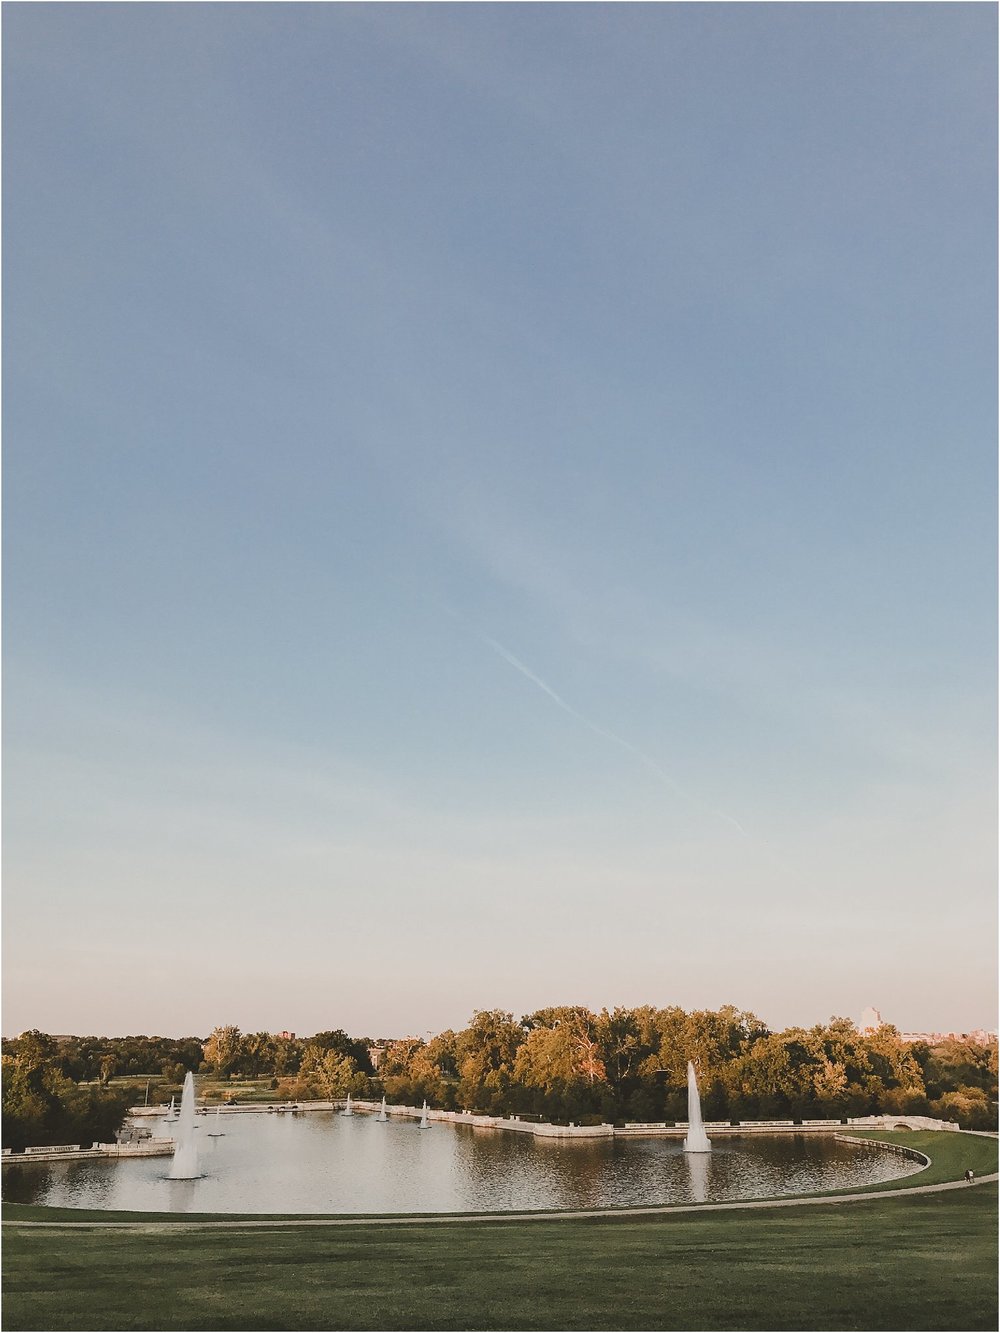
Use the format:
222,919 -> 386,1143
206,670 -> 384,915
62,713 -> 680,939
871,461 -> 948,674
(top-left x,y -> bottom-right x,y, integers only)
4,3 -> 996,1040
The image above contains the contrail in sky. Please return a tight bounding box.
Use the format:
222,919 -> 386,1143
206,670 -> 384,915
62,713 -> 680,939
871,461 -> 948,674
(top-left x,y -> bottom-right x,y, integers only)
482,635 -> 747,837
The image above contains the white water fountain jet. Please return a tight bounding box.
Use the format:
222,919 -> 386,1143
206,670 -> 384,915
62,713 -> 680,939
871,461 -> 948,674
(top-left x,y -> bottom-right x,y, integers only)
377,1096 -> 388,1122
168,1072 -> 200,1179
418,1101 -> 430,1129
341,1093 -> 354,1117
682,1061 -> 711,1153
207,1105 -> 225,1137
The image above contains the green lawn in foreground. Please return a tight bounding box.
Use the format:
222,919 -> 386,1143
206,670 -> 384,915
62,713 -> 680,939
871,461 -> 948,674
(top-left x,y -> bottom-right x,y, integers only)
2,1188 -> 995,1331
3,1132 -> 997,1331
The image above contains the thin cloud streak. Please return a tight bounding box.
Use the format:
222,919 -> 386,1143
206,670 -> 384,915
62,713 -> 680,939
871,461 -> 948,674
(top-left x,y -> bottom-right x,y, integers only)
482,635 -> 747,836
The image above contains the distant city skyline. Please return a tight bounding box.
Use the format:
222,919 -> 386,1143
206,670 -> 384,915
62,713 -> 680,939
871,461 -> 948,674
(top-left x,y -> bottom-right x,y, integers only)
4,4 -> 996,1039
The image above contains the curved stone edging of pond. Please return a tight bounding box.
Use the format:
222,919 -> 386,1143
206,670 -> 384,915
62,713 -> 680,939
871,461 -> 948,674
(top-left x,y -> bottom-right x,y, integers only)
834,1133 -> 930,1171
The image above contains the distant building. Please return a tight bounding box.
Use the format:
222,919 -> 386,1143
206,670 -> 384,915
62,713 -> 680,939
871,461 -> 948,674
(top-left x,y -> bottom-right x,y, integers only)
278,1031 -> 296,1041
858,1008 -> 996,1045
858,1006 -> 883,1033
898,1029 -> 997,1046
368,1044 -> 386,1070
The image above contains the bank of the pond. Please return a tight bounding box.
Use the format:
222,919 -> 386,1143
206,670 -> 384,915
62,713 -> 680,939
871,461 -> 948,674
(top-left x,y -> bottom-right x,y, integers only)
812,1127 -> 992,1194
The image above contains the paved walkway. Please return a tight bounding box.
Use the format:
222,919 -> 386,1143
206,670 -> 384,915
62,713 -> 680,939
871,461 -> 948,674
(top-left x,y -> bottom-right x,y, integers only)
5,1174 -> 996,1230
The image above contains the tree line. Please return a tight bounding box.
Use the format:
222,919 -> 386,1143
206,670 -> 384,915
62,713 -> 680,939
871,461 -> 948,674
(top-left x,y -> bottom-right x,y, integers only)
2,1031 -> 133,1150
363,1007 -> 995,1130
3,1006 -> 996,1148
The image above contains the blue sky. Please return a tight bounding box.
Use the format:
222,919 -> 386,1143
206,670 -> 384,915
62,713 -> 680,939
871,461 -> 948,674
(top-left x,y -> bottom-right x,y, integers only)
4,3 -> 996,1039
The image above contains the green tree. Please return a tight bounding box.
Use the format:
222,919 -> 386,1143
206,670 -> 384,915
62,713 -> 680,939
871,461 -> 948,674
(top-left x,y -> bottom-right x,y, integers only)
2,1054 -> 61,1149
932,1086 -> 996,1130
240,1032 -> 277,1078
271,1036 -> 302,1077
375,1032 -> 460,1108
204,1026 -> 243,1077
510,1008 -> 607,1119
308,1031 -> 374,1074
1,1035 -> 130,1150
595,1007 -> 656,1094
291,1045 -> 370,1101
317,1052 -> 363,1099
455,1010 -> 525,1113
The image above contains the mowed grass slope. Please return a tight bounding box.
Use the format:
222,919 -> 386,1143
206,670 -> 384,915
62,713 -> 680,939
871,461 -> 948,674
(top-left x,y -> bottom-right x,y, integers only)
3,1189 -> 996,1331
3,1132 -> 997,1331
835,1127 -> 996,1189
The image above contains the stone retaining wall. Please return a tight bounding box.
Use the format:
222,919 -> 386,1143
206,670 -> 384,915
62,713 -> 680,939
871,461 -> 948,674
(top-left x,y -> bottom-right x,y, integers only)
834,1133 -> 931,1167
124,1100 -> 961,1140
2,1139 -> 175,1165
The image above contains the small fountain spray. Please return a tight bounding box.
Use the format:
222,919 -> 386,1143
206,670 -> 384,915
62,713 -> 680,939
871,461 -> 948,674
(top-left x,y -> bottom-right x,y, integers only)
682,1061 -> 711,1153
418,1100 -> 430,1129
341,1093 -> 354,1117
168,1072 -> 201,1179
377,1096 -> 388,1122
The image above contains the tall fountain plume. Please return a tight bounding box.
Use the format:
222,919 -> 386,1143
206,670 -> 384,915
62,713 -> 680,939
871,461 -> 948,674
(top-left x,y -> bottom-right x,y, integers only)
168,1071 -> 200,1179
682,1060 -> 711,1153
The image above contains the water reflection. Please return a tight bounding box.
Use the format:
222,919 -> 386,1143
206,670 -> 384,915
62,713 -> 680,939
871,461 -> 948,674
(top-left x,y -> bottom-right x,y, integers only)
165,1179 -> 201,1212
1,1116 -> 921,1215
686,1150 -> 710,1204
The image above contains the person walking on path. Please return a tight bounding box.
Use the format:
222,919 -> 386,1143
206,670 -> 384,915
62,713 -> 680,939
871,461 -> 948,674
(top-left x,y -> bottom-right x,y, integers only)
964,1169 -> 974,1183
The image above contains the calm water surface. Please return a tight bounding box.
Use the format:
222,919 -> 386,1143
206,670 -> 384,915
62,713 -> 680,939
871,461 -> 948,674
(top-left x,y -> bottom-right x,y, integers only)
2,1111 -> 922,1214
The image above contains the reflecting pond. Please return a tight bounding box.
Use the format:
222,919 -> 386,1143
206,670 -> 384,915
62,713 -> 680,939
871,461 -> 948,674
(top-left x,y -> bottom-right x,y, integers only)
2,1111 -> 922,1214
